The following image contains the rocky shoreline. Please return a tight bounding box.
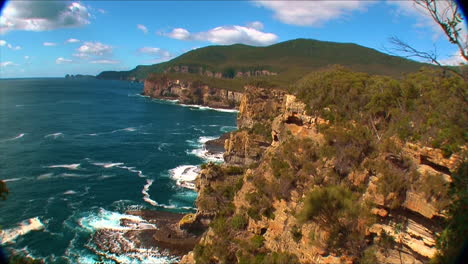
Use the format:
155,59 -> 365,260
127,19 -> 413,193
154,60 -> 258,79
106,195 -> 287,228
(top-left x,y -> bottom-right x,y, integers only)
90,132 -> 231,262
90,210 -> 205,260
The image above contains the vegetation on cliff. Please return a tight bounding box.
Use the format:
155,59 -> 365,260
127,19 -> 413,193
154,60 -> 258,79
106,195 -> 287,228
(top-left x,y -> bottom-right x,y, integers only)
184,65 -> 467,264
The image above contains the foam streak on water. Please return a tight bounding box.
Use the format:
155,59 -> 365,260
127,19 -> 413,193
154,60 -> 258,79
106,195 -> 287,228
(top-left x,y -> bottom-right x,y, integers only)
0,217 -> 45,245
0,78 -> 237,263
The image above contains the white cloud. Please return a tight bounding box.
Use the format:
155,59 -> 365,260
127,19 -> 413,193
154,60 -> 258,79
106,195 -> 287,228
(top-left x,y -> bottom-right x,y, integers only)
66,38 -> 80,43
43,42 -> 57,46
247,21 -> 264,30
138,47 -> 171,57
56,57 -> 73,64
0,1 -> 91,34
137,24 -> 148,34
77,41 -> 112,56
166,24 -> 278,46
24,56 -> 30,60
254,0 -> 372,26
90,59 -> 120,64
97,8 -> 106,14
72,53 -> 91,59
0,40 -> 21,50
168,28 -> 191,40
441,51 -> 466,66
0,61 -> 16,67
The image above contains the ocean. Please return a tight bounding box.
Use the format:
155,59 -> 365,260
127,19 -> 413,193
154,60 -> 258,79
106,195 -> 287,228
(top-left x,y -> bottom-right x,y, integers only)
0,78 -> 237,263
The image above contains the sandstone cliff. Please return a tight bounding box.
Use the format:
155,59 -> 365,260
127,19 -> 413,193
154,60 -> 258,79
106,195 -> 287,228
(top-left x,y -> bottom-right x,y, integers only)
143,76 -> 243,109
180,85 -> 466,264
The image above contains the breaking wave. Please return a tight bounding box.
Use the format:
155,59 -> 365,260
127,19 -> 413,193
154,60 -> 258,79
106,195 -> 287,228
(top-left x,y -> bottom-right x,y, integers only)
47,163 -> 80,170
0,217 -> 45,245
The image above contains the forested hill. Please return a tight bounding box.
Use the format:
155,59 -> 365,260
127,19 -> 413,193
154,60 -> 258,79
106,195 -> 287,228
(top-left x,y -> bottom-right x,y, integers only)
96,38 -> 429,82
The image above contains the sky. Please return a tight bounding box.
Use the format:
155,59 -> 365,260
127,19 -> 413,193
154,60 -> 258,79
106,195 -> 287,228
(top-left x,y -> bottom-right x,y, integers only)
0,0 -> 466,78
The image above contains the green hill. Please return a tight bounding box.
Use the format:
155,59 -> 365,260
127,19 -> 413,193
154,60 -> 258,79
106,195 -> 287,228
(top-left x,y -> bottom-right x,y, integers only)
97,38 -> 429,85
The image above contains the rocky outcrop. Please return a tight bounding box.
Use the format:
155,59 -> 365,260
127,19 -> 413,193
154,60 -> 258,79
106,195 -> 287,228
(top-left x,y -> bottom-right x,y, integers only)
143,77 -> 243,109
223,130 -> 270,165
164,65 -> 277,79
237,85 -> 286,129
180,85 -> 465,264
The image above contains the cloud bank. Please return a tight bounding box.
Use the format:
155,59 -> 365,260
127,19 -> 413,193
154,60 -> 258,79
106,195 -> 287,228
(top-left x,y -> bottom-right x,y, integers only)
254,0 -> 371,26
166,22 -> 278,46
0,1 -> 91,34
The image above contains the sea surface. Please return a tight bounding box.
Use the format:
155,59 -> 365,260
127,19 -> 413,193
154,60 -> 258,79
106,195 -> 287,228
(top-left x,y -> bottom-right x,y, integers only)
0,78 -> 237,263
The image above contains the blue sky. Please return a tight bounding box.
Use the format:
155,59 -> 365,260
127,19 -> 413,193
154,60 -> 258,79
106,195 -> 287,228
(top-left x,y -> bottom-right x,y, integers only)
0,0 -> 465,78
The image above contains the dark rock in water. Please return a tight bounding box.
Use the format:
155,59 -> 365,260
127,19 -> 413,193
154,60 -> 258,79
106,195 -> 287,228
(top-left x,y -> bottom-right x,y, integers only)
90,210 -> 204,259
205,132 -> 230,153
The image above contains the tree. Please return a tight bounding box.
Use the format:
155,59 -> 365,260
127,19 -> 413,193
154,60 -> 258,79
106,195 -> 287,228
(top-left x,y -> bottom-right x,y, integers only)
388,0 -> 467,78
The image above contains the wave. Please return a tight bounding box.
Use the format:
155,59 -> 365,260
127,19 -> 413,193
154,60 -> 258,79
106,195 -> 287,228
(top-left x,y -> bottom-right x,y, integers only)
141,179 -> 158,206
179,103 -> 239,113
92,162 -> 124,168
97,174 -> 115,180
78,208 -> 156,232
117,165 -> 145,178
2,177 -> 23,182
37,173 -> 54,180
2,133 -> 25,142
186,136 -> 224,163
193,127 -> 205,133
220,125 -> 237,133
189,148 -> 224,163
44,132 -> 64,139
128,93 -> 149,98
0,217 -> 45,245
63,190 -> 77,195
157,142 -> 172,151
47,163 -> 80,170
169,165 -> 199,190
110,127 -> 138,133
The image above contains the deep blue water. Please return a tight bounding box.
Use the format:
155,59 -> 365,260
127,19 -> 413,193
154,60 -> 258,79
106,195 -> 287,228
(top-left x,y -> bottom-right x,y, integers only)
0,78 -> 237,263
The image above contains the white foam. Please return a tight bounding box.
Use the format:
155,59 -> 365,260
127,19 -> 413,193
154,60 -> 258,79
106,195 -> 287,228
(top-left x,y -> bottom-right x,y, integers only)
111,127 -> 137,133
2,133 -> 25,142
169,165 -> 199,190
92,162 -> 124,168
220,125 -> 237,133
63,190 -> 77,195
78,208 -> 156,232
187,136 -> 224,162
193,127 -> 205,133
117,165 -> 145,178
47,163 -> 80,170
2,177 -> 22,182
0,217 -> 45,244
198,136 -> 218,144
37,173 -> 54,180
97,174 -> 115,180
189,148 -> 224,163
142,179 -> 158,206
45,132 -> 64,139
179,103 -> 239,113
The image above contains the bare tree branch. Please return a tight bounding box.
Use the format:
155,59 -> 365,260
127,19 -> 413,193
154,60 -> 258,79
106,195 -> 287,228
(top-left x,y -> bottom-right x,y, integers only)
414,0 -> 467,61
387,36 -> 464,79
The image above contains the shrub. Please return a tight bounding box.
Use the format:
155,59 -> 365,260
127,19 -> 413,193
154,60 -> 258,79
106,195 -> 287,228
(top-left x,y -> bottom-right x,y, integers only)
291,225 -> 302,243
231,214 -> 248,230
360,246 -> 378,264
251,235 -> 265,249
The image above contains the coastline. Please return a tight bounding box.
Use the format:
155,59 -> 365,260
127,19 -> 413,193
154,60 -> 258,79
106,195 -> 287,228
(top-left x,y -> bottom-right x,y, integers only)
140,93 -> 240,113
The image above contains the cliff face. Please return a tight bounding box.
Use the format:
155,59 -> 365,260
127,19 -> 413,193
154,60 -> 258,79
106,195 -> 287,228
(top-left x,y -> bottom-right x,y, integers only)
163,65 -> 277,79
143,77 -> 243,109
180,86 -> 465,264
